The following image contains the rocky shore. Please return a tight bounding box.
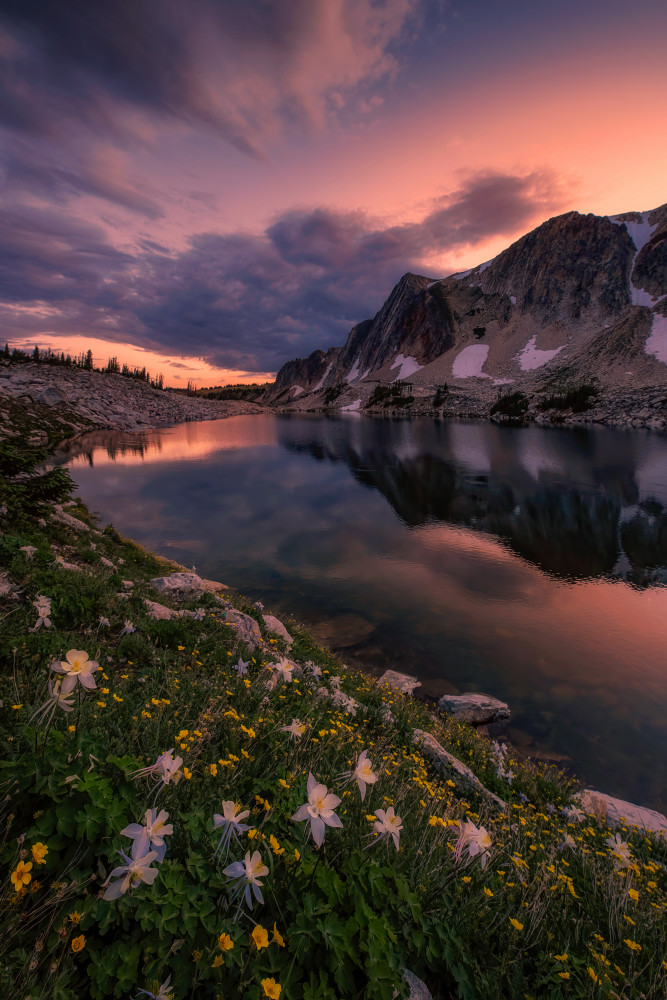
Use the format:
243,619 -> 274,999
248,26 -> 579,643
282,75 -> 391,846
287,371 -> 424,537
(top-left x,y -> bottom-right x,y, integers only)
0,360 -> 264,442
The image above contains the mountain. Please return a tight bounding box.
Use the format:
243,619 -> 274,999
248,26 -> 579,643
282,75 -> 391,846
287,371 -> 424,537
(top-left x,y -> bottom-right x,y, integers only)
263,204 -> 667,428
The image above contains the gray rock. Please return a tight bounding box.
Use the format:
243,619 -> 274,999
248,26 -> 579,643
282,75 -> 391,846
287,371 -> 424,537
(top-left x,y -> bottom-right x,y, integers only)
33,385 -> 67,406
221,606 -> 262,650
262,614 -> 293,647
438,692 -> 510,724
202,578 -> 230,592
393,969 -> 433,1000
100,556 -> 116,569
574,789 -> 667,837
144,599 -> 178,620
150,571 -> 207,600
52,504 -> 91,533
378,669 -> 421,695
413,729 -> 507,810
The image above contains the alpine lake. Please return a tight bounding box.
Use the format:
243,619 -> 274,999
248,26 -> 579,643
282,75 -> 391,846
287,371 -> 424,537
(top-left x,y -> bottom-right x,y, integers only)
55,414 -> 667,812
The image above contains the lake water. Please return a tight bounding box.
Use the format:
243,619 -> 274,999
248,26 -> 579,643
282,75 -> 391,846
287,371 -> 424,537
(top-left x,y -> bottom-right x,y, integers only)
57,415 -> 667,811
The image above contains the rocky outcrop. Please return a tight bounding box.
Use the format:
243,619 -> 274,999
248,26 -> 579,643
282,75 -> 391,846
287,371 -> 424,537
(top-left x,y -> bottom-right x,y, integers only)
378,669 -> 422,695
413,729 -> 507,810
438,693 -> 510,725
0,361 -> 264,441
574,789 -> 667,837
150,572 -> 209,600
262,614 -> 293,647
265,203 -> 667,426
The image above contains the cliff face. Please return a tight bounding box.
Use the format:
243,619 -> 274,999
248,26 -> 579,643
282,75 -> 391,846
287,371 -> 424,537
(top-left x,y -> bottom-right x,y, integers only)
266,203 -> 667,416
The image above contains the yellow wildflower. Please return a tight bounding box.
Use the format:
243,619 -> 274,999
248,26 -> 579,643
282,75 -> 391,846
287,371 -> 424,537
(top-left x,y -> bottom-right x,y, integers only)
483,887 -> 493,898
212,955 -> 224,967
252,925 -> 269,950
509,918 -> 523,931
272,923 -> 285,947
209,764 -> 218,777
71,935 -> 85,953
10,860 -> 32,892
31,843 -> 48,865
628,888 -> 639,901
218,932 -> 234,952
554,954 -> 568,962
261,979 -> 281,999
624,939 -> 642,952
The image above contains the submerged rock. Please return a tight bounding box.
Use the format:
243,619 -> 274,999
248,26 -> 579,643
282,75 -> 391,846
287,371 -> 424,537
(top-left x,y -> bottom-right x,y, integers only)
378,669 -> 422,695
575,789 -> 667,837
438,692 -> 510,725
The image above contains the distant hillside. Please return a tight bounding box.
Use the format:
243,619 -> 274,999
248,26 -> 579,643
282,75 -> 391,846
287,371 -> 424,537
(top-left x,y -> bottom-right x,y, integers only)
263,204 -> 667,429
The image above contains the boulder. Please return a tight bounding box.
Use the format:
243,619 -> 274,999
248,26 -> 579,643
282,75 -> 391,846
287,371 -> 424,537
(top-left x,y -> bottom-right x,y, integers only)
150,572 -> 207,600
575,789 -> 667,837
437,692 -> 510,725
52,504 -> 91,532
202,578 -> 229,592
394,969 -> 433,1000
262,614 -> 293,647
378,669 -> 421,695
33,385 -> 67,406
219,604 -> 262,650
413,729 -> 507,810
143,599 -> 195,621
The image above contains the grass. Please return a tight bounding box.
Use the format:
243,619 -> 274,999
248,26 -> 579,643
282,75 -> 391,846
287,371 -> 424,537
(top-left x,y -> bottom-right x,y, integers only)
1,436 -> 666,1000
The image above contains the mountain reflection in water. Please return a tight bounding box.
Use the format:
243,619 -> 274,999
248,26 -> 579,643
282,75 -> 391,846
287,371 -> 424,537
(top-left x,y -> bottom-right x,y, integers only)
59,415 -> 667,810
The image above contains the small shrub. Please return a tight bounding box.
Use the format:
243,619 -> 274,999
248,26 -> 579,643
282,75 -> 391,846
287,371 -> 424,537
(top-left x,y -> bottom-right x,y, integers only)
489,392 -> 529,418
537,384 -> 598,413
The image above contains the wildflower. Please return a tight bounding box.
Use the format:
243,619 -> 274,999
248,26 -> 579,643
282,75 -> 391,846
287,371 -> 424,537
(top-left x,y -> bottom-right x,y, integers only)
51,649 -> 100,691
331,689 -> 358,715
193,608 -> 206,621
30,678 -> 76,726
20,545 -> 37,560
624,939 -> 642,952
272,658 -> 294,683
102,849 -> 159,900
31,843 -> 48,865
455,820 -> 492,870
558,834 -> 577,851
340,749 -> 378,801
223,850 -> 268,911
272,923 -> 285,947
252,925 -> 269,950
307,662 -> 322,679
71,934 -> 85,953
137,975 -> 174,1000
219,932 -> 234,951
69,911 -> 82,923
31,595 -> 52,630
11,860 -> 33,891
281,718 -> 306,740
606,833 -> 633,869
372,807 -> 402,851
554,954 -> 568,962
233,658 -> 249,676
269,835 -> 285,856
291,773 -> 343,848
131,750 -> 183,795
212,801 -> 250,860
588,968 -> 598,984
483,887 -> 493,898
209,764 -> 218,777
119,619 -> 135,637
98,616 -> 110,629
509,918 -> 523,930
558,972 -> 570,980
121,809 -> 173,863
261,979 -> 281,999
628,888 -> 639,902
562,805 -> 585,823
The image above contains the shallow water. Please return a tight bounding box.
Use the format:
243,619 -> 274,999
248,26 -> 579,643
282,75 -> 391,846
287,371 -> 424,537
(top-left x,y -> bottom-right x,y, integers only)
58,415 -> 667,810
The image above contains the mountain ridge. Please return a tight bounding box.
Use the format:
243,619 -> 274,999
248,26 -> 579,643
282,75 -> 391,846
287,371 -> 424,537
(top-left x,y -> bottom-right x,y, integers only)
264,203 -> 667,429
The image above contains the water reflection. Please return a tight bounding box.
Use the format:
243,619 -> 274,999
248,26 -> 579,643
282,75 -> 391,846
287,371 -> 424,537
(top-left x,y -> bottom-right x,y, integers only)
58,415 -> 667,809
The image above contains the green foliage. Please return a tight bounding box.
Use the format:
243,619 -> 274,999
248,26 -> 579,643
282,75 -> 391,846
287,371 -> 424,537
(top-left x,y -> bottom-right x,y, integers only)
0,439 -> 75,517
365,385 -> 415,409
490,392 -> 530,418
432,384 -> 449,407
323,383 -> 346,405
537,384 -> 599,413
1,489 -> 666,1000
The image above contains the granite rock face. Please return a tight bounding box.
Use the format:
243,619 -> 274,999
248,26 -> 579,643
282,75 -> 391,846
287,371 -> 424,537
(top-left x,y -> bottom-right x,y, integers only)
262,614 -> 293,647
413,729 -> 507,810
150,572 -> 208,600
575,789 -> 667,837
264,203 -> 667,428
378,669 -> 422,695
437,692 -> 510,725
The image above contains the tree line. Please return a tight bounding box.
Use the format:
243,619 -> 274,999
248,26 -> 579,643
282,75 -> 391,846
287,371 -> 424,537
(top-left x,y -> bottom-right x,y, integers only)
1,343 -> 165,390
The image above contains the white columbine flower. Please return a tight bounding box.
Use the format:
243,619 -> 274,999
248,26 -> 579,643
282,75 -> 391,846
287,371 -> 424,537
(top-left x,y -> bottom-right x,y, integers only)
121,809 -> 173,863
558,834 -> 577,851
51,649 -> 100,691
212,801 -> 250,860
331,689 -> 358,715
31,595 -> 52,630
562,805 -> 586,823
30,678 -> 76,726
120,619 -> 135,637
131,749 -> 183,797
103,849 -> 159,900
137,974 -> 174,1000
193,607 -> 205,621
272,658 -> 294,683
20,545 -> 37,561
340,749 -> 378,801
291,773 -> 343,847
454,820 -> 493,869
232,658 -> 249,676
223,850 -> 268,911
281,718 -> 306,740
605,832 -> 633,870
372,807 -> 403,851
98,616 -> 110,629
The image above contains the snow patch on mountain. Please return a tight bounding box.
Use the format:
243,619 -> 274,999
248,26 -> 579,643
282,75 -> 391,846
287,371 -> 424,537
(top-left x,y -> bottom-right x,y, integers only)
345,357 -> 361,382
391,354 -> 423,381
312,362 -> 333,392
341,398 -> 361,412
291,386 -> 304,397
452,344 -> 490,379
646,313 -> 667,364
516,336 -> 565,372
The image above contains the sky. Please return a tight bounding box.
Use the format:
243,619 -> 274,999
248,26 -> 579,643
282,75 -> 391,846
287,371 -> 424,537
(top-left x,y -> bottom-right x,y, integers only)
0,0 -> 665,386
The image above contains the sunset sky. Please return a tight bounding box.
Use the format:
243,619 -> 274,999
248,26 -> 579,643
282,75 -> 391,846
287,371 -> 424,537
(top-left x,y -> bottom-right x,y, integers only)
1,0 -> 665,385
